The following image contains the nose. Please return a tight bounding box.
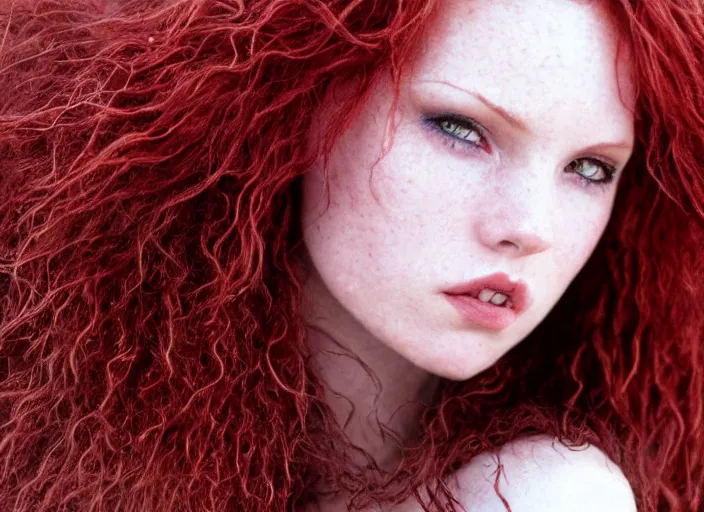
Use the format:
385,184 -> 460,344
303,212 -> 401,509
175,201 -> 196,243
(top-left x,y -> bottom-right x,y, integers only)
474,176 -> 554,258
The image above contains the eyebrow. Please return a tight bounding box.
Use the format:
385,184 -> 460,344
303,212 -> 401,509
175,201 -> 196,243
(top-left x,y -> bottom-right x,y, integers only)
418,79 -> 635,154
431,80 -> 530,132
582,141 -> 635,154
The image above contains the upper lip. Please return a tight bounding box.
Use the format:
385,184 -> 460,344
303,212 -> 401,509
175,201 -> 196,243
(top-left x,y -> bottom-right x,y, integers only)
443,272 -> 531,314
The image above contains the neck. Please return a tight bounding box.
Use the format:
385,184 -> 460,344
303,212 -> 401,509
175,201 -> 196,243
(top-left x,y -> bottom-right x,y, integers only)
303,270 -> 440,471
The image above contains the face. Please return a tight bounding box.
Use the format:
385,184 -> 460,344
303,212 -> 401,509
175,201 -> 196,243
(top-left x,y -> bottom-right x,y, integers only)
301,0 -> 635,381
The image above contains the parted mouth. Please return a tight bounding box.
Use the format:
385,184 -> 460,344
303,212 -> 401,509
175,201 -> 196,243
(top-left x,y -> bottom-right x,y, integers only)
443,272 -> 531,315
472,288 -> 513,307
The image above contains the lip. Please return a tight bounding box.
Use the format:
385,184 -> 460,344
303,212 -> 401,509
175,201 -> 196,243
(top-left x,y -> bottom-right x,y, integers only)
443,272 -> 531,330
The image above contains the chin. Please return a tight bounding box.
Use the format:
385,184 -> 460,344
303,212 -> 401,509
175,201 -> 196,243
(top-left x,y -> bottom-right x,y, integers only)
411,344 -> 501,382
433,362 -> 494,382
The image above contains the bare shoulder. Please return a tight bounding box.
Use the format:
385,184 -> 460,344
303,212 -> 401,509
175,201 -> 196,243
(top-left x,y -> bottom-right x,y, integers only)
449,435 -> 637,512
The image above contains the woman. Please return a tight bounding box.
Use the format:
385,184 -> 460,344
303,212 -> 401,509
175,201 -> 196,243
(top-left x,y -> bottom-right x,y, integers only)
0,0 -> 701,510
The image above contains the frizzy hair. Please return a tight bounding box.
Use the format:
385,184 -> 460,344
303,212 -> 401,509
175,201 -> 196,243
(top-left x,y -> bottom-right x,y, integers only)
0,0 -> 702,510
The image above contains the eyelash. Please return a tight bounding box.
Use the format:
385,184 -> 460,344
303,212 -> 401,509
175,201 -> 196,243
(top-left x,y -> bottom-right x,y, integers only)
424,114 -> 618,188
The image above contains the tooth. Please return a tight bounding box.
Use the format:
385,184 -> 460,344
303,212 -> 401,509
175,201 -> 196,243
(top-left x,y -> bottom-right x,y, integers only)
490,293 -> 508,305
478,289 -> 495,302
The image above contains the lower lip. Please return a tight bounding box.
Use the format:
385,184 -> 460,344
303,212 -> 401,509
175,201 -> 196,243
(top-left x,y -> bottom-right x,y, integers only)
444,294 -> 519,330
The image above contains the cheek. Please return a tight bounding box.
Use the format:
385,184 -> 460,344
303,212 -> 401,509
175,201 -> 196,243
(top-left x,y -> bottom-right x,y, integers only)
555,202 -> 613,275
299,160 -> 388,289
300,121 -> 427,255
301,167 -> 406,263
299,153 -> 442,319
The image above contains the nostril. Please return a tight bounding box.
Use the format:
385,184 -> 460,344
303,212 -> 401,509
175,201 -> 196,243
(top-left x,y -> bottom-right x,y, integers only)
498,239 -> 520,250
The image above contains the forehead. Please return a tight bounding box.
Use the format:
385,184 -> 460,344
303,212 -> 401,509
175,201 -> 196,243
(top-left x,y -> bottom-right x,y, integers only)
410,0 -> 635,132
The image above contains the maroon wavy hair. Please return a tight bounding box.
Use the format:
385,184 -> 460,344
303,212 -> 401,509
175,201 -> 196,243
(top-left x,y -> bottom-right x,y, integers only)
0,0 -> 702,510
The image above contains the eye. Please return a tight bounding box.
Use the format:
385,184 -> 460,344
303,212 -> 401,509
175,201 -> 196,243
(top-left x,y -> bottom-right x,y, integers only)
424,114 -> 491,154
565,158 -> 617,187
438,118 -> 483,145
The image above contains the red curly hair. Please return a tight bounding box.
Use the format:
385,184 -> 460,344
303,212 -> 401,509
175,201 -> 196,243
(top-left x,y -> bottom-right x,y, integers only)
0,0 -> 702,510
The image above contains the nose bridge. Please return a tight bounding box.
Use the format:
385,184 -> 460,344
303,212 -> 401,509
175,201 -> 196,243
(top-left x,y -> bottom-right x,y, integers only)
476,158 -> 555,256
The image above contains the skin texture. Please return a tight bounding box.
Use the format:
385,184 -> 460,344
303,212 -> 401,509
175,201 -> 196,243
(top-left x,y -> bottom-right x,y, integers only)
301,0 -> 635,474
310,436 -> 637,511
446,436 -> 637,512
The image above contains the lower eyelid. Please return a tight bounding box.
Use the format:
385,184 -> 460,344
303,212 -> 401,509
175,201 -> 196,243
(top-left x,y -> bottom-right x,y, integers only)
575,175 -> 614,192
433,127 -> 483,155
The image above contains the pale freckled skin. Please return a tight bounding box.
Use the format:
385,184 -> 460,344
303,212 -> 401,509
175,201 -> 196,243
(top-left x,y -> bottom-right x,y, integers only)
299,0 -> 637,501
